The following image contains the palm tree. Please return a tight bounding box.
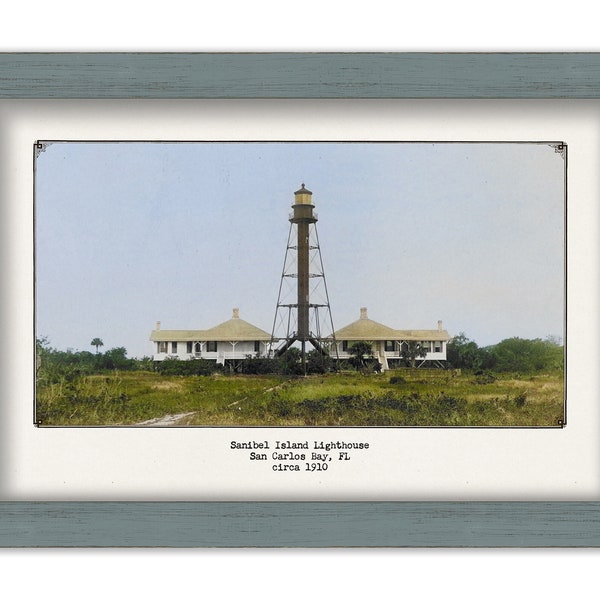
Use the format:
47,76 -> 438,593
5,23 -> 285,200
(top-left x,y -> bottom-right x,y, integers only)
348,341 -> 374,372
91,338 -> 104,354
400,341 -> 428,368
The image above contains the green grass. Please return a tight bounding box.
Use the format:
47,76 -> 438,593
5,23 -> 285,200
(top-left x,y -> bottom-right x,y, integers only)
35,371 -> 283,426
35,368 -> 565,427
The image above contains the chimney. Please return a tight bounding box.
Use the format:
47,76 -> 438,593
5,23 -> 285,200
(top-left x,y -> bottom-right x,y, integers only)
360,307 -> 368,320
156,321 -> 161,331
438,320 -> 443,331
233,308 -> 240,319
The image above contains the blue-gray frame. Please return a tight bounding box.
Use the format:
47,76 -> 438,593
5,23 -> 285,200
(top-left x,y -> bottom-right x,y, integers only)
2,52 -> 598,547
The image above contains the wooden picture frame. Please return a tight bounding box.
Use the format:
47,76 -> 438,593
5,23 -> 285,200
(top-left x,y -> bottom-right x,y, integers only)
1,52 -> 599,547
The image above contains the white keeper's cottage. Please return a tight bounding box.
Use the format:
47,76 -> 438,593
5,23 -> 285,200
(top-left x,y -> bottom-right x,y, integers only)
334,307 -> 450,370
150,308 -> 271,366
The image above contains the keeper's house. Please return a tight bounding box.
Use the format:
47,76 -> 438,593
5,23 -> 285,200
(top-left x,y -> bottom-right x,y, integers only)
150,306 -> 450,370
334,308 -> 450,370
150,308 -> 271,366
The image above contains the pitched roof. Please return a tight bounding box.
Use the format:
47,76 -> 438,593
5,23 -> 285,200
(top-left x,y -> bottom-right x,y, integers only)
203,315 -> 271,341
334,308 -> 450,341
392,329 -> 450,341
150,310 -> 271,342
334,315 -> 397,340
150,329 -> 208,342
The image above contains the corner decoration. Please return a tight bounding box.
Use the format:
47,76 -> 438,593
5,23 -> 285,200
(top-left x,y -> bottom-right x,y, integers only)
34,141 -> 52,158
550,142 -> 567,159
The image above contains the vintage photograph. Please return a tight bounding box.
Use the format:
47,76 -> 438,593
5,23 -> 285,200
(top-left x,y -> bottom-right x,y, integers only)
34,141 -> 565,427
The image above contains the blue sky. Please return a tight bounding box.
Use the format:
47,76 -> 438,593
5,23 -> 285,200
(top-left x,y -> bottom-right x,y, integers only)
35,141 -> 565,358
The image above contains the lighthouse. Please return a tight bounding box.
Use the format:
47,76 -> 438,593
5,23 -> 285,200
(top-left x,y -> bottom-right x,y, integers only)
270,184 -> 337,371
292,183 -> 315,344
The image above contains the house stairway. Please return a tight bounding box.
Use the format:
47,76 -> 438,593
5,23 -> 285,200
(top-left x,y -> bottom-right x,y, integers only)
374,347 -> 389,372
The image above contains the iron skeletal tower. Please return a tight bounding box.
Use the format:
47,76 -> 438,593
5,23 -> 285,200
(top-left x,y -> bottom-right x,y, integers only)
270,184 -> 337,369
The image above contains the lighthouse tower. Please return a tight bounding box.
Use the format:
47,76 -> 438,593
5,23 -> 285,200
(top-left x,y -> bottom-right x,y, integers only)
270,184 -> 337,371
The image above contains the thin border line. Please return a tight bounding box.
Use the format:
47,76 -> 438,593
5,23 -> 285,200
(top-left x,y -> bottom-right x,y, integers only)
33,140 -> 567,430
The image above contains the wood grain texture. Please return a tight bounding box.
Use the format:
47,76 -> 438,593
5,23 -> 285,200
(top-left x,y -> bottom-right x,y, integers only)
1,502 -> 599,547
1,53 -> 600,98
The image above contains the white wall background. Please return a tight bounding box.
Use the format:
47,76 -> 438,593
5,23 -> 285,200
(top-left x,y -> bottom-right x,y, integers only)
2,3 -> 599,600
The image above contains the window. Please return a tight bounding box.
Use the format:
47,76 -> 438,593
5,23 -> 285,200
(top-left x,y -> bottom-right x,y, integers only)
254,341 -> 261,353
421,341 -> 431,352
158,341 -> 168,353
187,342 -> 193,354
206,341 -> 217,352
342,340 -> 350,352
384,340 -> 395,352
434,342 -> 442,353
194,342 -> 201,354
171,342 -> 178,353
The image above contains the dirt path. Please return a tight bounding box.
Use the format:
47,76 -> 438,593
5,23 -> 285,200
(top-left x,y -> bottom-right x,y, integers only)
137,381 -> 288,424
136,412 -> 197,426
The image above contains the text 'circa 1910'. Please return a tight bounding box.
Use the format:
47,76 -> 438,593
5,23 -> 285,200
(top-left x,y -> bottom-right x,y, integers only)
229,440 -> 370,472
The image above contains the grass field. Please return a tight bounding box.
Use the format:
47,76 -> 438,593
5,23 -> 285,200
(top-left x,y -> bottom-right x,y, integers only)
35,368 -> 565,427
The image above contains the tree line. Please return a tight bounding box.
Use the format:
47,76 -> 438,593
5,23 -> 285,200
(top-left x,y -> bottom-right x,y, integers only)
446,333 -> 563,372
36,332 -> 564,387
36,337 -> 152,387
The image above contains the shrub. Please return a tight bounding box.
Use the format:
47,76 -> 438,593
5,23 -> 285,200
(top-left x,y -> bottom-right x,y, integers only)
306,351 -> 335,374
156,357 -> 218,376
435,394 -> 467,413
378,396 -> 407,409
514,391 -> 527,407
298,397 -> 330,414
272,397 -> 293,417
375,393 -> 422,414
447,333 -> 494,370
242,356 -> 281,374
344,394 -> 371,411
473,372 -> 497,385
489,337 -> 564,373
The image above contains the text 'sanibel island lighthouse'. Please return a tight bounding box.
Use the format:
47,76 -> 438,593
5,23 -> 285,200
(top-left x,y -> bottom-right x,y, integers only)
270,184 -> 337,370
